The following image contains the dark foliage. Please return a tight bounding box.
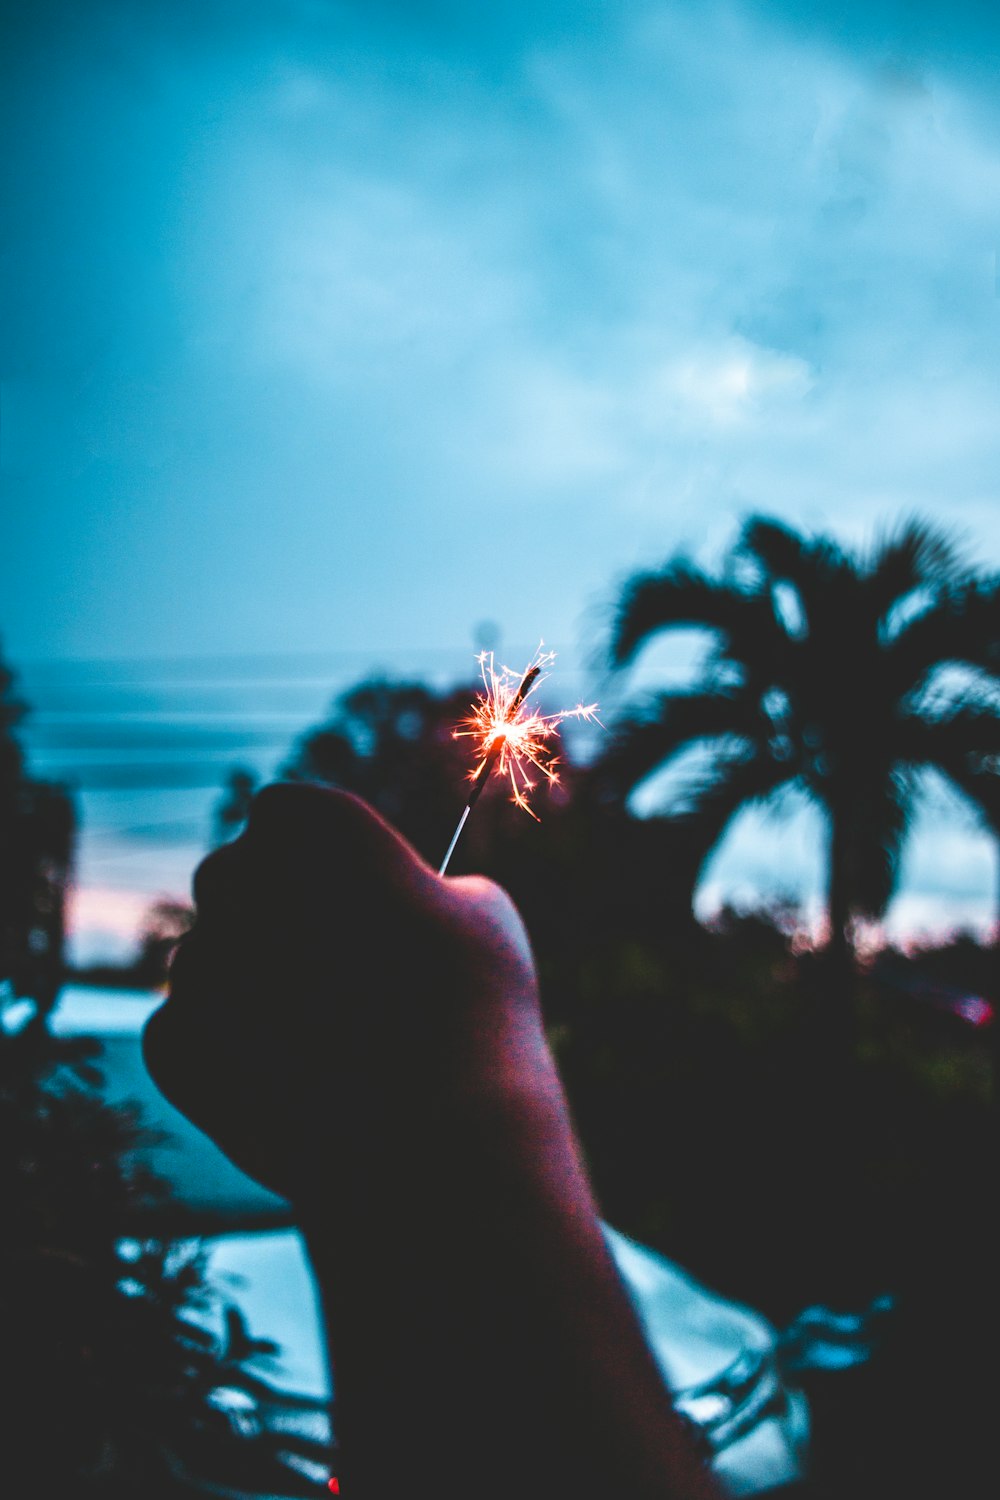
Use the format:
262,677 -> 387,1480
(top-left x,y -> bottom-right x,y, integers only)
1,1017 -> 204,1494
212,765 -> 259,848
0,1003 -> 339,1497
132,899 -> 195,989
1,643 -> 331,1495
0,644 -> 75,1016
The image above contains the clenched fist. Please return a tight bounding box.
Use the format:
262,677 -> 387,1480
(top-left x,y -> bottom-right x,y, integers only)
144,782 -> 540,1203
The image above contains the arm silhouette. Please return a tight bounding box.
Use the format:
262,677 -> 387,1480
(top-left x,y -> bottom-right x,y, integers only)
144,783 -> 721,1500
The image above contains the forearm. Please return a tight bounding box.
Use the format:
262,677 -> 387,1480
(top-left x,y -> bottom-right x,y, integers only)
458,1075 -> 724,1500
300,1065 -> 722,1500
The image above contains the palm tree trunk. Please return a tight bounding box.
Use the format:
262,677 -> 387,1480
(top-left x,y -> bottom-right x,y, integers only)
808,809 -> 863,1297
991,832 -> 1000,1112
823,812 -> 856,1068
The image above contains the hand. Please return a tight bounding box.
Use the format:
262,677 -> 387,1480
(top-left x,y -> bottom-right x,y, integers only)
144,782 -> 721,1499
143,781 -> 541,1204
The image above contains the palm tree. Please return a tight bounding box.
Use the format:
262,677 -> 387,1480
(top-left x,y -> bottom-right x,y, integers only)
597,515 -> 1000,1053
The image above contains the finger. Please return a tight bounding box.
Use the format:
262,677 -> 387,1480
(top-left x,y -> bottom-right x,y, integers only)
142,986 -> 228,1127
147,924 -> 278,1108
142,996 -> 285,1192
191,837 -> 248,919
244,782 -> 439,897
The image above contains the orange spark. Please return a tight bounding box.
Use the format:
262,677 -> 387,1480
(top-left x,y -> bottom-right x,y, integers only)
453,647 -> 598,821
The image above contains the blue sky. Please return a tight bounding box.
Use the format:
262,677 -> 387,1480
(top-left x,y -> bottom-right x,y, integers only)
1,0 -> 998,954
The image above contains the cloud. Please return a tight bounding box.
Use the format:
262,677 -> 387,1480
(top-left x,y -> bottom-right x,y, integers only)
190,2 -> 1000,545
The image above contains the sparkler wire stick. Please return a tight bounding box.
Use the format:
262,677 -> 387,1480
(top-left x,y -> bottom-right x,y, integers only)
437,804 -> 473,878
438,663 -> 541,875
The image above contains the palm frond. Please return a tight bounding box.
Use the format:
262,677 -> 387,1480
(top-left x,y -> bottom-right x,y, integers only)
739,515 -> 849,591
898,702 -> 1000,762
865,515 -> 965,624
666,747 -> 794,878
738,517 -> 857,654
896,705 -> 1000,833
934,760 -> 1000,833
593,688 -> 759,800
608,559 -> 777,668
888,578 -> 1000,692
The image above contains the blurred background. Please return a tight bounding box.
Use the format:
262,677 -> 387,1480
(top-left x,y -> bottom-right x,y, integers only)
1,2 -> 996,1496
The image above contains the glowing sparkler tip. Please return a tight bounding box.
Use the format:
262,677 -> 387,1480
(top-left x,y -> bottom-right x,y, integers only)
452,645 -> 599,813
439,643 -> 601,873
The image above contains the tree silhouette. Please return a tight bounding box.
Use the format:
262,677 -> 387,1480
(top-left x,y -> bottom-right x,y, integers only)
0,1004 -> 333,1497
133,898 -> 195,989
598,516 -> 1000,1053
212,766 -> 259,848
0,642 -> 75,1019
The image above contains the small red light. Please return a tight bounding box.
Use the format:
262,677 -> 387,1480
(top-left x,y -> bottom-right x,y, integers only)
328,1481 -> 340,1495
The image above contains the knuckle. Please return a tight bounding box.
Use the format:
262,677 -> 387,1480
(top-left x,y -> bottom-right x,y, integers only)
247,780 -> 299,821
245,781 -> 371,859
191,839 -> 244,913
455,874 -> 516,919
247,780 -> 351,831
447,875 -> 531,959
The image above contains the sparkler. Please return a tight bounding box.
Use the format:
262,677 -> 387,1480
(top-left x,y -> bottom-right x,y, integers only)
438,647 -> 599,875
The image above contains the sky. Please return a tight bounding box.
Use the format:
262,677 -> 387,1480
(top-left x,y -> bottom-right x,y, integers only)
1,0 -> 998,958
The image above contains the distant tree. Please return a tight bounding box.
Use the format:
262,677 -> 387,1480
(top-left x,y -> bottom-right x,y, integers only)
211,766 -> 258,847
0,647 -> 28,978
0,642 -> 75,1019
133,898 -> 195,989
597,516 -> 1000,1054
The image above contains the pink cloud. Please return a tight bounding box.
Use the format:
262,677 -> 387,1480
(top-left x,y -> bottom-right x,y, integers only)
67,885 -> 180,966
